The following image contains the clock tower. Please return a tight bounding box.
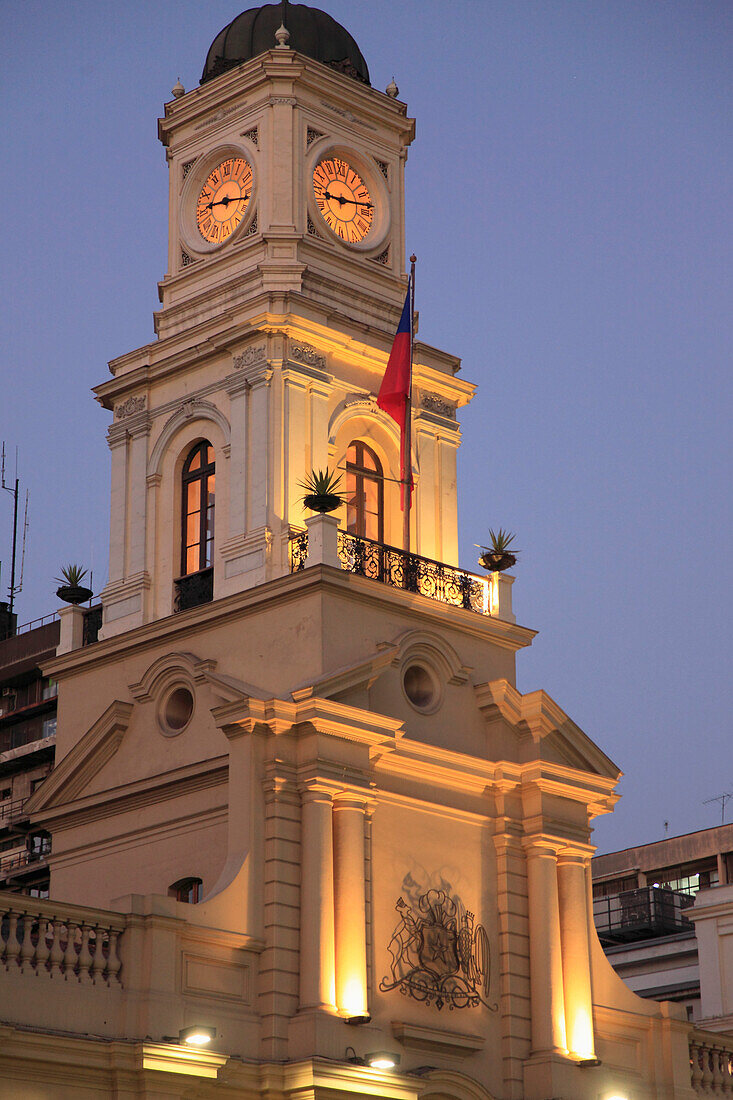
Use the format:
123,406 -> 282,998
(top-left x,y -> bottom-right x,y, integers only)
12,8 -> 699,1100
93,1 -> 475,637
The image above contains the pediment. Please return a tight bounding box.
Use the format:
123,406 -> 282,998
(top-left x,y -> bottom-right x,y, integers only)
291,627 -> 473,703
129,650 -> 259,705
25,700 -> 133,814
475,679 -> 620,780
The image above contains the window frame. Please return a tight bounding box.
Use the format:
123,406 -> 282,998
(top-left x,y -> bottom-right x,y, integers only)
181,441 -> 216,577
346,440 -> 384,543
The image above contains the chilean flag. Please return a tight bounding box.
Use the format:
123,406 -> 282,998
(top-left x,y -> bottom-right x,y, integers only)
377,282 -> 413,509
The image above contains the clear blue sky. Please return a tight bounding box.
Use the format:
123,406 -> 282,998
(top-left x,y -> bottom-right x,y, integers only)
2,2 -> 731,853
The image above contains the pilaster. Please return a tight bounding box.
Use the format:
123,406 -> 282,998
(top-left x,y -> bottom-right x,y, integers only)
333,795 -> 369,1018
557,848 -> 596,1060
522,836 -> 567,1056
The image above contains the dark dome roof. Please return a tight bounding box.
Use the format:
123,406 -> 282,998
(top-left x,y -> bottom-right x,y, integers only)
201,3 -> 370,86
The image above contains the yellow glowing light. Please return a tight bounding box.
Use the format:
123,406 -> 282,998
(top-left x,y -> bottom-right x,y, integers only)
366,1051 -> 400,1070
184,1032 -> 211,1046
178,1024 -> 216,1047
341,977 -> 368,1019
568,1006 -> 595,1061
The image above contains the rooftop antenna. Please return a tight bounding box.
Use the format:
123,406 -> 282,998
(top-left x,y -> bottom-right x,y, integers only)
1,443 -> 28,622
703,791 -> 733,826
664,821 -> 669,836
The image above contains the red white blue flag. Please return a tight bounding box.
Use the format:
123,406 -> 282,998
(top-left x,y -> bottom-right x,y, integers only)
377,282 -> 413,509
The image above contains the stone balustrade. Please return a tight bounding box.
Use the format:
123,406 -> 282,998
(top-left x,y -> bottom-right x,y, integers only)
0,892 -> 124,985
690,1030 -> 733,1094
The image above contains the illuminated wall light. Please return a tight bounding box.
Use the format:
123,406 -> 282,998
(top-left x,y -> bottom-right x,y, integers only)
345,1048 -> 401,1071
367,1051 -> 400,1070
178,1025 -> 216,1046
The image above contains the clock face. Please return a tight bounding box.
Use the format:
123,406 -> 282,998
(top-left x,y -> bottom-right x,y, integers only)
313,157 -> 374,243
196,157 -> 253,244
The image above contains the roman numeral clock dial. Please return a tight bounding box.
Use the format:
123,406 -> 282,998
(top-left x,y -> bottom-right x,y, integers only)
313,157 -> 374,244
196,157 -> 253,244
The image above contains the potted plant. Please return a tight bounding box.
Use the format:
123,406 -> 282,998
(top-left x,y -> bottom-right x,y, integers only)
478,529 -> 518,573
301,468 -> 345,514
55,564 -> 93,605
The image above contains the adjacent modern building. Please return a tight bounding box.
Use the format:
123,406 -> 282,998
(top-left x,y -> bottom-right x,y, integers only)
0,4 -> 723,1097
592,824 -> 733,1023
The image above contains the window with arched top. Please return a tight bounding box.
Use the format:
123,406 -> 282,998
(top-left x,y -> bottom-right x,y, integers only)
169,877 -> 203,904
346,441 -> 383,543
181,441 -> 215,576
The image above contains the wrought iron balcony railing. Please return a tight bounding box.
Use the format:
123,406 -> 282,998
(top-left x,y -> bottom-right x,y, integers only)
174,568 -> 214,612
290,530 -> 493,616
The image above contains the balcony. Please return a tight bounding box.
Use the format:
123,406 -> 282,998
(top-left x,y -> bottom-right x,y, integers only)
174,568 -> 214,612
593,886 -> 695,945
290,529 -> 496,616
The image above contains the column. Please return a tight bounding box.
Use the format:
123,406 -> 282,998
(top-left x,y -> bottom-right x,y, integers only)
333,796 -> 368,1018
283,370 -> 308,524
127,419 -> 150,577
299,788 -> 336,1010
557,852 -> 595,1060
247,363 -> 273,530
524,838 -> 567,1055
226,372 -> 249,539
106,425 -> 129,583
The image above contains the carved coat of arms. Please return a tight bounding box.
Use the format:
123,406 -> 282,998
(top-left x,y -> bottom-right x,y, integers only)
379,887 -> 496,1011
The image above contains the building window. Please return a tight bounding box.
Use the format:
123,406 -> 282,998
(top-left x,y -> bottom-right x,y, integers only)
181,441 -> 215,576
170,876 -> 203,904
346,441 -> 383,542
42,716 -> 57,739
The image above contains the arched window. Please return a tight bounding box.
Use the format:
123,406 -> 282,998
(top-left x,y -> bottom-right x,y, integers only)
181,441 -> 215,576
169,877 -> 203,904
346,441 -> 383,542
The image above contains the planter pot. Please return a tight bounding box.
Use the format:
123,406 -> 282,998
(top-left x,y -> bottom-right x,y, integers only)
56,585 -> 93,606
303,493 -> 342,514
479,551 -> 516,573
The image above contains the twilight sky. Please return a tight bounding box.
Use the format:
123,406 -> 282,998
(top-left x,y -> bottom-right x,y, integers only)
1,1 -> 731,854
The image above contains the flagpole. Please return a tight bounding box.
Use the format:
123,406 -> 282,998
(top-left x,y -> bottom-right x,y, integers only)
403,255 -> 416,556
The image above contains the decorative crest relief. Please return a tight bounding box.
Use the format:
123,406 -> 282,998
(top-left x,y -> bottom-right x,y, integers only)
233,345 -> 267,370
290,342 -> 326,369
422,394 -> 456,418
380,879 -> 495,1011
114,396 -> 146,421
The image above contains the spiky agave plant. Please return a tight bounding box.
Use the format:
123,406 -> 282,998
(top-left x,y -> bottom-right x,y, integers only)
300,467 -> 345,514
55,563 -> 88,588
478,529 -> 519,572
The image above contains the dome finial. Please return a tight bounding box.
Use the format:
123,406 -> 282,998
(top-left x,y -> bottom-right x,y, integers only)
386,76 -> 399,99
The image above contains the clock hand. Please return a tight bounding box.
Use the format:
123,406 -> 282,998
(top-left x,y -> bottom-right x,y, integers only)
204,192 -> 250,211
324,189 -> 374,210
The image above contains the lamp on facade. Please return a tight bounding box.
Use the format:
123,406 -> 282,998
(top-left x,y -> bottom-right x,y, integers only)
178,1024 -> 216,1046
346,1047 -> 400,1070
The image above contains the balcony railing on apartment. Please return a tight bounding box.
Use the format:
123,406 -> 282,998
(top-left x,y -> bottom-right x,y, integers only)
290,530 -> 493,616
593,886 -> 695,945
0,798 -> 29,826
